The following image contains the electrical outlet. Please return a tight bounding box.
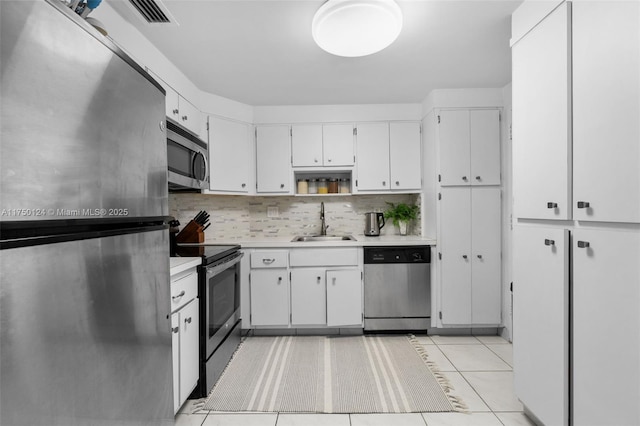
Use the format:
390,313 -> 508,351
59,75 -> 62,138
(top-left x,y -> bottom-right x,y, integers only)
267,206 -> 279,218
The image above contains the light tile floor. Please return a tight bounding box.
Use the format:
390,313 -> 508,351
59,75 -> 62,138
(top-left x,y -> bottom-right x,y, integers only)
175,335 -> 536,426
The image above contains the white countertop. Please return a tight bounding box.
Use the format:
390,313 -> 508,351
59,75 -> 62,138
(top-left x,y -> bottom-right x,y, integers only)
170,257 -> 201,276
205,235 -> 435,249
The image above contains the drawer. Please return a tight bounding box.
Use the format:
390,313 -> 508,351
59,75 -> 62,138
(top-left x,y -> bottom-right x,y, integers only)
251,251 -> 288,268
289,248 -> 359,267
170,270 -> 198,311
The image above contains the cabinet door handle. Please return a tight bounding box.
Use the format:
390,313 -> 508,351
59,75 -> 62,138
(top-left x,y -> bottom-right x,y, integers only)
462,255 -> 468,259
182,115 -> 188,121
280,183 -> 285,189
462,176 -> 468,181
547,202 -> 558,209
184,317 -> 192,324
317,276 -> 321,282
278,276 -> 283,283
577,201 -> 590,208
262,258 -> 275,264
395,181 -> 400,186
327,158 -> 332,162
241,183 -> 246,188
172,291 -> 185,300
544,239 -> 555,246
314,158 -> 319,163
172,109 -> 179,115
577,241 -> 590,248
172,326 -> 179,334
477,254 -> 483,259
475,176 -> 481,181
382,181 -> 386,186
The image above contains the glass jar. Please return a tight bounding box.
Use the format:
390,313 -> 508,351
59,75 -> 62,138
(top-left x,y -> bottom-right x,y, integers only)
317,178 -> 328,194
339,178 -> 350,193
328,178 -> 338,193
308,178 -> 318,194
297,179 -> 308,194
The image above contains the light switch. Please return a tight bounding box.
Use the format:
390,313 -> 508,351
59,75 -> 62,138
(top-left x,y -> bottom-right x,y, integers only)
267,206 -> 279,218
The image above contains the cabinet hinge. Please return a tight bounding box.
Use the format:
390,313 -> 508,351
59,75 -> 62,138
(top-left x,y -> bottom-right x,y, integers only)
437,115 -> 441,124
353,128 -> 357,136
438,174 -> 441,182
289,271 -> 292,280
439,311 -> 442,320
206,121 -> 209,131
355,179 -> 358,187
353,155 -> 356,163
255,128 -> 257,138
438,252 -> 442,260
438,193 -> 441,200
249,273 -> 251,283
290,313 -> 292,322
361,271 -> 364,280
290,128 -> 292,137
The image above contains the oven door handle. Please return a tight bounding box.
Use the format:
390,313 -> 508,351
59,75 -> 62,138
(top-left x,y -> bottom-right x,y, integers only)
206,252 -> 244,277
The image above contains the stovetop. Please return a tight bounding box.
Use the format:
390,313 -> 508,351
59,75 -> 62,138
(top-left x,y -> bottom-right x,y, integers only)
174,244 -> 240,265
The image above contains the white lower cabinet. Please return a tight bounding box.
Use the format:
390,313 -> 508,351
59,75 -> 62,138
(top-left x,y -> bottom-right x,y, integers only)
438,187 -> 501,326
572,228 -> 640,426
513,226 -> 640,426
326,269 -> 362,326
170,269 -> 199,414
290,268 -> 326,325
250,248 -> 363,329
250,269 -> 289,326
513,226 -> 569,426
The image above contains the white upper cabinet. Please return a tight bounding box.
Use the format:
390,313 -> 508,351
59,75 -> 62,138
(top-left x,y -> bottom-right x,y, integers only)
512,2 -> 571,220
147,69 -> 203,137
291,124 -> 323,167
355,123 -> 390,191
208,116 -> 252,193
256,125 -> 292,194
291,124 -> 354,167
572,1 -> 640,223
323,124 -> 355,166
389,122 -> 422,190
355,122 -> 422,192
438,109 -> 500,187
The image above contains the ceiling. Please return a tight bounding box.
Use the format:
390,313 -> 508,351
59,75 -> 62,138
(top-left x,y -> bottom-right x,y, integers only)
109,0 -> 522,106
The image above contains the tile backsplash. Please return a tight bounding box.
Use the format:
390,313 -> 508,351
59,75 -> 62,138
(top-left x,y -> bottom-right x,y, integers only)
169,193 -> 422,242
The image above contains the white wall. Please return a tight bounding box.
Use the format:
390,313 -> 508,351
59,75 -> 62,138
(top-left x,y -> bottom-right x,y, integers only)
254,104 -> 422,124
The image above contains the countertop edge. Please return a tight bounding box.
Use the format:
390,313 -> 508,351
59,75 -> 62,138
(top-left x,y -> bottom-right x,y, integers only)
170,257 -> 201,276
202,237 -> 436,249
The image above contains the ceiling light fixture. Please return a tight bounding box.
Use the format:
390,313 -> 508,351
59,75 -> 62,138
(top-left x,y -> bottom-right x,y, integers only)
312,0 -> 403,58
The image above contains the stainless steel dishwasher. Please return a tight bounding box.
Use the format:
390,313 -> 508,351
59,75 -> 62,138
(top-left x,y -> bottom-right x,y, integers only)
364,246 -> 431,331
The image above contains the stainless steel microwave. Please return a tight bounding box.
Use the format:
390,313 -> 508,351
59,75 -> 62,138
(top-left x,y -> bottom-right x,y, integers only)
166,120 -> 208,191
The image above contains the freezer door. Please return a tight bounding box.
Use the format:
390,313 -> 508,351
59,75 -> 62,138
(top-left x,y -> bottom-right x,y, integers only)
0,0 -> 168,221
0,229 -> 172,426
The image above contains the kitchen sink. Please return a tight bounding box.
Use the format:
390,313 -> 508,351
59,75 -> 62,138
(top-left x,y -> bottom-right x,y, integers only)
291,235 -> 357,242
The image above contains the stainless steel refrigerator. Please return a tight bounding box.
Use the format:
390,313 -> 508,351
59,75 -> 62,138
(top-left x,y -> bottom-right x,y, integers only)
1,1 -> 173,425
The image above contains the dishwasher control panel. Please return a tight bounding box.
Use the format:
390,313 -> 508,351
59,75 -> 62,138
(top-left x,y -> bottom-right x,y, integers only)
364,246 -> 431,264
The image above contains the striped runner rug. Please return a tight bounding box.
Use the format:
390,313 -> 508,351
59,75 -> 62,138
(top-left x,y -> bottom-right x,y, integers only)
202,335 -> 464,413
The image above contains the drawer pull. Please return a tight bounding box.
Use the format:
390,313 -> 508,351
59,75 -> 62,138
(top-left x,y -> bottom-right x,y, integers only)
577,241 -> 590,248
577,201 -> 590,209
172,327 -> 179,334
462,255 -> 468,259
544,239 -> 555,246
262,258 -> 275,264
547,202 -> 558,209
172,291 -> 185,300
185,317 -> 192,324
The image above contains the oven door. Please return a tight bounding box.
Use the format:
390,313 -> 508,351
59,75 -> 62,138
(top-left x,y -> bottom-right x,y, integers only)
203,251 -> 243,357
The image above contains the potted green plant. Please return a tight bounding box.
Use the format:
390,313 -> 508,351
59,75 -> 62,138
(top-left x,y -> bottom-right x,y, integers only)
383,202 -> 419,235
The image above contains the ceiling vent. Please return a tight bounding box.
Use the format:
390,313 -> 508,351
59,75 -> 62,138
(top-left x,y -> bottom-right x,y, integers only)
127,0 -> 177,25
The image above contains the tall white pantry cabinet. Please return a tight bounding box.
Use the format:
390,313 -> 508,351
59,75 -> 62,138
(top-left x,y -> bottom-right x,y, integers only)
424,108 -> 503,328
511,2 -> 640,426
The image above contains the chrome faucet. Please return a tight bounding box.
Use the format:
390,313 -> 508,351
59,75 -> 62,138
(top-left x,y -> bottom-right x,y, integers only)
320,202 -> 329,236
